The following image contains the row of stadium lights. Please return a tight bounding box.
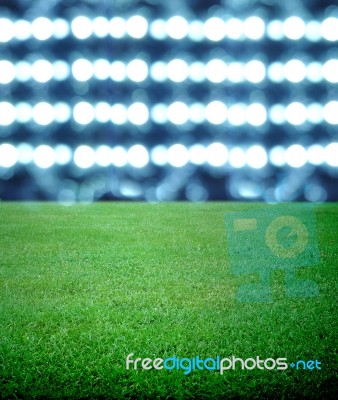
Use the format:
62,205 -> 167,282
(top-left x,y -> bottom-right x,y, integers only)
0,143 -> 337,169
1,58 -> 337,85
0,101 -> 337,126
0,16 -> 337,42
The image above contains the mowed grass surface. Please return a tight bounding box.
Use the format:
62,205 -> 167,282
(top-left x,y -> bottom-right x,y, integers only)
0,202 -> 336,399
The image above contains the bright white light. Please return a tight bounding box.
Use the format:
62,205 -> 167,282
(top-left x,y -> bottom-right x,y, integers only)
189,61 -> 205,82
16,103 -> 32,123
267,20 -> 283,40
229,147 -> 246,168
0,61 -> 15,84
206,143 -> 228,166
32,102 -> 54,125
189,144 -> 206,165
246,103 -> 267,126
307,103 -> 323,124
323,101 -> 338,124
127,145 -> 149,168
150,61 -> 167,82
0,102 -> 15,125
0,144 -> 17,167
246,145 -> 267,169
127,102 -> 149,125
92,17 -> 109,38
74,145 -> 95,168
72,59 -> 93,81
244,60 -> 265,83
189,103 -> 205,124
306,62 -> 322,82
32,17 -> 53,40
17,143 -> 33,164
204,17 -> 226,41
283,16 -> 306,40
205,101 -> 227,124
151,103 -> 167,124
325,143 -> 338,166
53,18 -> 69,39
110,61 -> 126,82
307,144 -> 324,165
243,16 -> 265,40
54,103 -> 71,123
111,104 -> 127,125
71,16 -> 93,39
226,18 -> 243,40
321,17 -> 338,42
269,146 -> 286,167
15,61 -> 31,82
166,16 -> 189,40
93,59 -> 110,80
285,144 -> 307,168
322,59 -> 338,83
167,144 -> 189,167
73,102 -> 95,125
55,144 -> 72,165
167,102 -> 189,125
95,102 -> 111,123
285,102 -> 307,125
95,145 -> 112,167
228,104 -> 246,126
127,59 -> 148,82
112,146 -> 127,167
305,21 -> 321,42
188,20 -> 204,41
166,59 -> 189,82
149,19 -> 167,40
205,59 -> 227,83
284,59 -> 306,83
126,15 -> 148,39
14,20 -> 31,40
151,145 -> 167,166
110,17 -> 126,38
53,60 -> 70,80
267,62 -> 284,82
31,60 -> 53,83
34,145 -> 56,168
269,104 -> 286,125
0,18 -> 14,42
228,62 -> 244,83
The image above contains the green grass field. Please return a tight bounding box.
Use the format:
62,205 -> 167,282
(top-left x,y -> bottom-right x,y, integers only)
0,202 -> 337,399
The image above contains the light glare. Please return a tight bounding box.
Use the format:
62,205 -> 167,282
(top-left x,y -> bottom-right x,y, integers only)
0,144 -> 17,167
32,102 -> 55,125
204,17 -> 226,41
71,16 -> 93,39
73,102 -> 95,125
34,145 -> 56,168
0,61 -> 15,84
167,144 -> 189,167
32,17 -> 53,40
166,16 -> 189,40
126,16 -> 148,39
128,145 -> 149,168
74,145 -> 96,168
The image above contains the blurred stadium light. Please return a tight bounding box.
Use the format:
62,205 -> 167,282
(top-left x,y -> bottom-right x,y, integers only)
0,0 -> 337,201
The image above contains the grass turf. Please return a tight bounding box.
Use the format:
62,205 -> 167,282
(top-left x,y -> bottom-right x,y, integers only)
0,202 -> 336,399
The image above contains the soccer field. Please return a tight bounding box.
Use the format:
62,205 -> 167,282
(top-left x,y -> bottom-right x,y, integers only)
0,202 -> 336,399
